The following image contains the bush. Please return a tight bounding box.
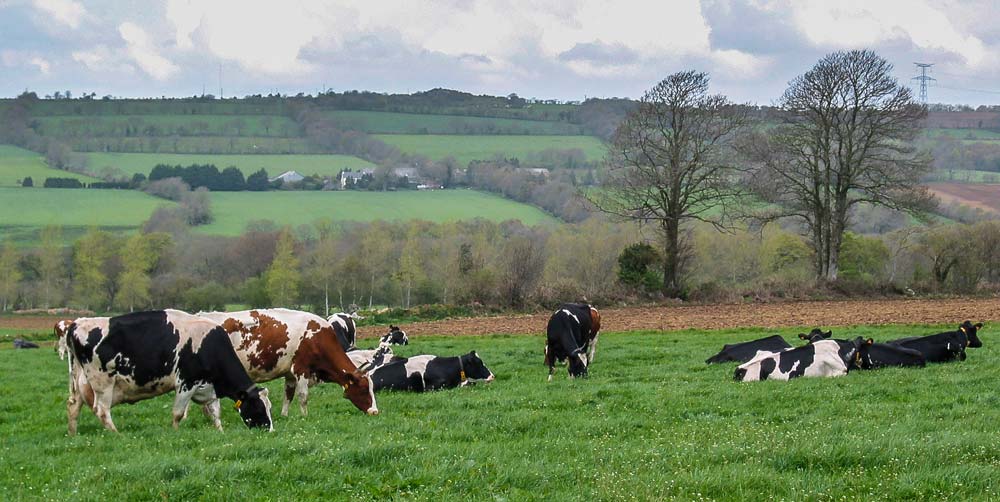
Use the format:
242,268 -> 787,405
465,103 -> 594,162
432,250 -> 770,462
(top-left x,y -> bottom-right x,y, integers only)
839,232 -> 890,283
618,243 -> 661,292
43,177 -> 83,188
181,281 -> 228,312
21,177 -> 33,187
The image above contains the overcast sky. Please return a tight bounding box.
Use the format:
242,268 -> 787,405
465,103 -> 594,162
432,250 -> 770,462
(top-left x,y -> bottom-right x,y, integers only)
2,0 -> 999,105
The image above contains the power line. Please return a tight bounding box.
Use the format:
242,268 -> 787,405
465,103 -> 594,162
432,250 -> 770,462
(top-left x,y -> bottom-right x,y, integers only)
911,62 -> 936,103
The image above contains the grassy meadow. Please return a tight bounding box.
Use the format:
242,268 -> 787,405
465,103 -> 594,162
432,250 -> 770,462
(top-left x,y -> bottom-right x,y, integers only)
0,145 -> 98,187
33,114 -> 299,138
1,324 -> 997,499
85,153 -> 375,178
927,128 -> 1000,141
323,110 -> 584,135
200,190 -> 558,235
374,134 -> 606,165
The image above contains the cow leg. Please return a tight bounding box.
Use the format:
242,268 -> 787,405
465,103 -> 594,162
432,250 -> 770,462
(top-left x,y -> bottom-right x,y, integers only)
587,334 -> 599,364
201,399 -> 223,431
66,375 -> 84,436
282,377 -> 296,417
172,390 -> 195,430
295,378 -> 310,416
93,391 -> 118,433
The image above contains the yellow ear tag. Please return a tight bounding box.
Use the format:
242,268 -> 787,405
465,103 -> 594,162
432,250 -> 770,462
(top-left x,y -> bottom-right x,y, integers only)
342,383 -> 349,391
460,370 -> 466,381
234,399 -> 242,410
961,326 -> 967,334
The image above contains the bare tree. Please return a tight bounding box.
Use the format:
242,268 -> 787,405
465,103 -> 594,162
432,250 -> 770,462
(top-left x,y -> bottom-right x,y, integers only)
740,50 -> 933,281
588,71 -> 750,297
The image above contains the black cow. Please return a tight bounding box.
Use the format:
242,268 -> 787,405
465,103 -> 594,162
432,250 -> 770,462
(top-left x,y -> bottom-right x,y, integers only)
706,335 -> 792,364
887,321 -> 983,363
327,312 -> 359,351
380,325 -> 409,345
798,328 -> 833,343
861,343 -> 926,369
370,351 -> 494,392
13,338 -> 39,349
63,310 -> 273,434
544,303 -> 601,379
734,338 -> 871,382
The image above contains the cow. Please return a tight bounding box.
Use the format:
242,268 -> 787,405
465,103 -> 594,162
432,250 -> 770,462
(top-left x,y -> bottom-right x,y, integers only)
886,321 -> 983,363
347,342 -> 395,373
197,308 -> 377,417
860,343 -> 926,369
380,325 -> 409,345
327,312 -> 360,352
706,335 -> 792,364
798,328 -> 833,343
13,338 -> 39,349
544,303 -> 601,380
370,351 -> 494,392
62,310 -> 273,434
734,338 -> 871,382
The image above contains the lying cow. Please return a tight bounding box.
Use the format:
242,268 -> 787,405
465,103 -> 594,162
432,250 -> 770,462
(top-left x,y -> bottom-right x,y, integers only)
63,310 -> 273,434
327,312 -> 360,351
370,351 -> 494,392
861,342 -> 926,369
706,335 -> 792,364
798,328 -> 832,343
545,303 -> 601,380
734,338 -> 871,382
380,325 -> 409,345
347,343 -> 395,373
887,321 -> 983,363
198,308 -> 377,417
13,338 -> 39,349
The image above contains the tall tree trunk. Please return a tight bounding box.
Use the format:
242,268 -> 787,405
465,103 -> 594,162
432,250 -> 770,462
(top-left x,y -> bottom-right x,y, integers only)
662,219 -> 681,297
369,272 -> 375,308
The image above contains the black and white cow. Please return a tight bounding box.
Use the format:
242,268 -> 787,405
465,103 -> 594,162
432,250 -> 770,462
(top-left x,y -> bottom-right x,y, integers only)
347,343 -> 395,373
380,325 -> 409,345
887,321 -> 983,363
798,328 -> 833,343
544,303 -> 601,380
860,342 -> 926,369
706,335 -> 792,364
734,338 -> 871,382
63,310 -> 273,434
327,312 -> 360,351
370,351 -> 494,392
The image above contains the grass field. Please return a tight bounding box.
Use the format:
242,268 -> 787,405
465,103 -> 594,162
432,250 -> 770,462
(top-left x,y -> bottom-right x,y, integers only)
69,136 -> 318,156
34,114 -> 299,138
0,145 -> 98,187
200,190 -> 557,234
2,324 -> 997,499
375,134 -> 606,165
323,110 -> 584,135
85,153 -> 375,178
927,128 -> 1000,141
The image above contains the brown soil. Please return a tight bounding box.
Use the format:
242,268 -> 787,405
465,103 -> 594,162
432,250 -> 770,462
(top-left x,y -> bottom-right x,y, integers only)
7,298 -> 999,337
927,182 -> 1000,214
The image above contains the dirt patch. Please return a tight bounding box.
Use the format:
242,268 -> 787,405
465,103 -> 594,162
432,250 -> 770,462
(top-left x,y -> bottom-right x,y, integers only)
0,316 -> 68,331
355,298 -> 1000,338
927,182 -> 1000,214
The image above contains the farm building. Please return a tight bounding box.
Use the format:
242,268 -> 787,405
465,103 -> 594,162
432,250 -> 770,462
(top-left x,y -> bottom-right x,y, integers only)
339,169 -> 375,189
269,170 -> 305,183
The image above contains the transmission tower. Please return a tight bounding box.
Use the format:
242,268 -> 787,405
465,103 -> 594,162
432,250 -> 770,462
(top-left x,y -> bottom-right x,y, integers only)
911,62 -> 935,103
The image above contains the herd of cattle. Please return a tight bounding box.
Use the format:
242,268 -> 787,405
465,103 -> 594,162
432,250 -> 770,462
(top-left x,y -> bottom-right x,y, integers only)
47,300 -> 984,434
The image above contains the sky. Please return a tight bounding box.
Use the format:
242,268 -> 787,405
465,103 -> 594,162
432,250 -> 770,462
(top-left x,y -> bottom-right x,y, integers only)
2,0 -> 999,106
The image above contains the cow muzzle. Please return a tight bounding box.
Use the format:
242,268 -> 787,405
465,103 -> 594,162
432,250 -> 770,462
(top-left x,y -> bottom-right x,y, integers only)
367,407 -> 379,416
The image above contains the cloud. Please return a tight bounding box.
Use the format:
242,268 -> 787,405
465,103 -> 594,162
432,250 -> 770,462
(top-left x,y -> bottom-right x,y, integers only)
119,22 -> 179,80
29,56 -> 50,74
31,0 -> 86,29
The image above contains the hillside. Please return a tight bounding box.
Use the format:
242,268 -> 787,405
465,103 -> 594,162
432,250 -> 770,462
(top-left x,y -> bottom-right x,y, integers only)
0,145 -> 97,187
85,153 -> 375,178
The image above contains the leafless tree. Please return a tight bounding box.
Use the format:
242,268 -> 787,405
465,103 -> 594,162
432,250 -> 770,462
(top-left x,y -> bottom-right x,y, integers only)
740,50 -> 933,281
588,70 -> 751,297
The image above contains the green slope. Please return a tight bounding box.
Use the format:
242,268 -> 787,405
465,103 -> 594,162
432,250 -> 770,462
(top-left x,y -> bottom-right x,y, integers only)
375,134 -> 605,165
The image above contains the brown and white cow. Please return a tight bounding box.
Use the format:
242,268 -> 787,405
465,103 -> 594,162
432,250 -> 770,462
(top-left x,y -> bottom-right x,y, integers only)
198,308 -> 378,417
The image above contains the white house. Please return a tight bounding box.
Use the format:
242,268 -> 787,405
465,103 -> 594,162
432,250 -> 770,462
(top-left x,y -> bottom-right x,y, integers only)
269,170 -> 304,183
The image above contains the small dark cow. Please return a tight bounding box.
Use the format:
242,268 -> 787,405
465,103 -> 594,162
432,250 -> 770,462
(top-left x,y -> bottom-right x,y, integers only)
734,338 -> 871,382
887,321 -> 983,363
13,338 -> 39,349
370,351 -> 494,392
861,343 -> 926,369
544,303 -> 601,380
63,310 -> 273,434
327,312 -> 359,351
706,335 -> 792,364
380,325 -> 409,345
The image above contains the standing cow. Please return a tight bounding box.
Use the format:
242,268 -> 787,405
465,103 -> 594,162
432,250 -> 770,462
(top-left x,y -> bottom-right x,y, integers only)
62,310 -> 273,434
544,303 -> 601,380
198,309 -> 377,417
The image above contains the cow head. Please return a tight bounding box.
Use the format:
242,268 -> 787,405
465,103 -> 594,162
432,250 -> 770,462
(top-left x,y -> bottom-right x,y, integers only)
568,349 -> 588,378
342,370 -> 379,416
460,351 -> 495,384
54,319 -> 75,359
798,328 -> 832,343
235,386 -> 273,431
845,337 -> 874,370
960,321 -> 984,348
380,325 -> 409,345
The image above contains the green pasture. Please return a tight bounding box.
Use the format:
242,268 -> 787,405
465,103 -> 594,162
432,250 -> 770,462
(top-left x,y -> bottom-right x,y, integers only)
0,145 -> 98,187
374,134 -> 606,165
323,110 -> 583,135
68,137 -> 317,156
2,324 -> 997,499
85,153 -> 375,178
200,190 -> 558,235
33,114 -> 299,138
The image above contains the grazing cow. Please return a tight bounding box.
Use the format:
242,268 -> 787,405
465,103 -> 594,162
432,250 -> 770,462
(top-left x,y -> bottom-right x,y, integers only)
347,343 -> 395,373
198,308 -> 377,417
861,343 -> 926,369
327,312 -> 359,351
544,303 -> 601,380
706,335 -> 792,364
734,338 -> 871,382
380,325 -> 409,345
63,310 -> 273,434
887,321 -> 983,363
370,351 -> 494,392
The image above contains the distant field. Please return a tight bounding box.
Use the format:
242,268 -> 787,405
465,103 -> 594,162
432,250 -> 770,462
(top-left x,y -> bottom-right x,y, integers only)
201,190 -> 558,235
33,114 -> 299,138
0,145 -> 98,187
927,182 -> 1000,214
323,110 -> 583,135
925,168 -> 1000,183
926,128 -> 1000,141
66,136 -> 317,156
85,153 -> 374,178
374,134 -> 605,164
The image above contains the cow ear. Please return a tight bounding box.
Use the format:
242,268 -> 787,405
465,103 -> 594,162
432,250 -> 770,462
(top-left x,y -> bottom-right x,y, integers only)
259,387 -> 269,399
824,331 -> 832,337
975,323 -> 984,329
797,333 -> 808,340
866,338 -> 874,346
